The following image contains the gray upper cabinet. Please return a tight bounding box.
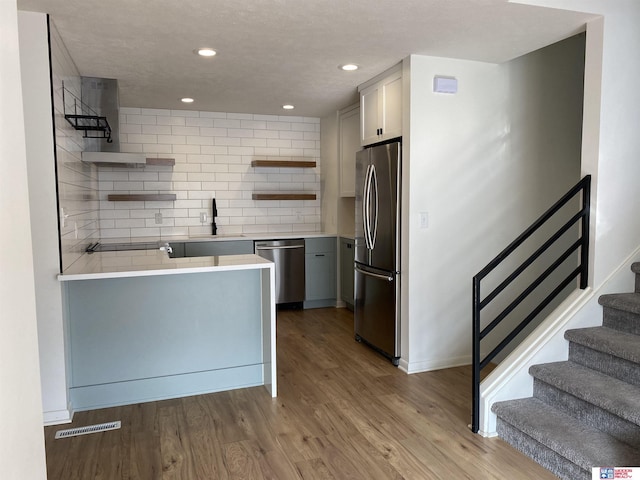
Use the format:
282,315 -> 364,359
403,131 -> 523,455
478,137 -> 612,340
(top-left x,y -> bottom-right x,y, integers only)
304,237 -> 337,308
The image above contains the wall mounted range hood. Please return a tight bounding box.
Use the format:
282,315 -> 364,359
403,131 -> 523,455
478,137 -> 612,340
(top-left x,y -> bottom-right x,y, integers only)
77,77 -> 148,166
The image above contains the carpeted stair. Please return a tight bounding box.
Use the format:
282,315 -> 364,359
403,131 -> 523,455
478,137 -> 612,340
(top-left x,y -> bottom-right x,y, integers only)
492,262 -> 640,480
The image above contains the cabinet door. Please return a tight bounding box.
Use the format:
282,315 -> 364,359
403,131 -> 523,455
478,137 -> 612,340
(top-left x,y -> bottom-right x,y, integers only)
340,239 -> 354,307
339,105 -> 360,197
305,252 -> 336,301
380,72 -> 402,141
360,84 -> 380,146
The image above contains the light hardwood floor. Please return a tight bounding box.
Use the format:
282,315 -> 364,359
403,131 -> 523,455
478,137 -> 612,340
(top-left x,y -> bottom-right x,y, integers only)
44,307 -> 556,479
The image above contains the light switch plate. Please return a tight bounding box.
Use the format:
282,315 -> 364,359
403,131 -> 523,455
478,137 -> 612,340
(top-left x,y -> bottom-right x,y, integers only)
419,212 -> 429,229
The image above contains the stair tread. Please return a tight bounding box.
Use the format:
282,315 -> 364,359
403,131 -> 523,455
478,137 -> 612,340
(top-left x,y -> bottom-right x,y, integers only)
492,397 -> 640,469
565,326 -> 640,363
599,292 -> 640,314
530,361 -> 640,426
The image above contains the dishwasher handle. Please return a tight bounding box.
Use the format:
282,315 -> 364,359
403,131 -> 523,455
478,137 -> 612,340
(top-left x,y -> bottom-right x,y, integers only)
255,245 -> 305,251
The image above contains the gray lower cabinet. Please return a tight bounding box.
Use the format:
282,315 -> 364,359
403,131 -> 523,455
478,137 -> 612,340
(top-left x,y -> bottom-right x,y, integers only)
304,237 -> 336,308
168,242 -> 185,258
340,237 -> 355,309
183,240 -> 253,257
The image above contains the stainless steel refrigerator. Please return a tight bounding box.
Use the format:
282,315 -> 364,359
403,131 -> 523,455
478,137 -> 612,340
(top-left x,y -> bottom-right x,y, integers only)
354,141 -> 401,366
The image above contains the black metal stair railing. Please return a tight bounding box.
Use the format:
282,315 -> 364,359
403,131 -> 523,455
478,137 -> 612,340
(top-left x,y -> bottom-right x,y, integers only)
471,175 -> 591,434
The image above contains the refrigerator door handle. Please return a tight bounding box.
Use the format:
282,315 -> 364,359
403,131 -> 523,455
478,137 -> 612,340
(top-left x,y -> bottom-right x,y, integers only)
370,164 -> 378,249
355,264 -> 394,282
363,164 -> 373,249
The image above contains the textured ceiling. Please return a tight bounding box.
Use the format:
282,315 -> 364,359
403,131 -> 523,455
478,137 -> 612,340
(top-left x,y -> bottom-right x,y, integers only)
18,0 -> 596,117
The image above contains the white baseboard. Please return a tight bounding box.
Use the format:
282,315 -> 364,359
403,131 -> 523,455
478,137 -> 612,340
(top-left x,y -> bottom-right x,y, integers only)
43,407 -> 73,426
405,355 -> 471,374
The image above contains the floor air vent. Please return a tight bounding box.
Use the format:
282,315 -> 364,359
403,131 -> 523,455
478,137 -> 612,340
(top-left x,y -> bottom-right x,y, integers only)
55,421 -> 121,439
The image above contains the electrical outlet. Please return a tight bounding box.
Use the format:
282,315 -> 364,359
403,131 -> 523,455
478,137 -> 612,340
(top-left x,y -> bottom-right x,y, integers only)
295,210 -> 303,222
200,212 -> 207,223
155,213 -> 163,225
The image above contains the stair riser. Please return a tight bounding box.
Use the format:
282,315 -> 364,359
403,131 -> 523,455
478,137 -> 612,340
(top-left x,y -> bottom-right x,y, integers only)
496,418 -> 589,480
533,380 -> 640,447
603,307 -> 640,335
568,343 -> 640,387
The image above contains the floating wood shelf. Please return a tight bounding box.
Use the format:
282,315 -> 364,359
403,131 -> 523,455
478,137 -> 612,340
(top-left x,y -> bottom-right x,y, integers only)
251,160 -> 316,168
252,193 -> 317,201
82,153 -> 176,167
107,194 -> 177,202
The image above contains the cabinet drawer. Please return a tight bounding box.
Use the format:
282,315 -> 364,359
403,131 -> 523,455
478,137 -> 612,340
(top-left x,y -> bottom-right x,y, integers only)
305,237 -> 336,254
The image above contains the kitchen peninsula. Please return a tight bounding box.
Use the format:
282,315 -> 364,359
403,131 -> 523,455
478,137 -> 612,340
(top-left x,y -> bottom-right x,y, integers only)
59,250 -> 276,412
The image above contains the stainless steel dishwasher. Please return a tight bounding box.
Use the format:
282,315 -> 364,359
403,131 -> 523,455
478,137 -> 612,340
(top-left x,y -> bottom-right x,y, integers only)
254,239 -> 305,305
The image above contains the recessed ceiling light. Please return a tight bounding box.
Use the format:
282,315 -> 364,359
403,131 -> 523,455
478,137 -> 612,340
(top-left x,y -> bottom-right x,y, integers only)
340,64 -> 359,71
181,97 -> 194,103
282,104 -> 295,110
195,48 -> 217,57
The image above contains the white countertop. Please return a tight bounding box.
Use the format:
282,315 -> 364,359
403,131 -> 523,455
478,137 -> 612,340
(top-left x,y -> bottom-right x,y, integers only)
59,251 -> 273,281
99,231 -> 336,245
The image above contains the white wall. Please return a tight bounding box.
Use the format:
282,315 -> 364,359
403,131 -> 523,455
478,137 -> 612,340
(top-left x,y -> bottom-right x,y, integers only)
18,11 -> 71,424
100,108 -> 321,238
0,1 -> 48,477
515,0 -> 640,292
402,38 -> 584,372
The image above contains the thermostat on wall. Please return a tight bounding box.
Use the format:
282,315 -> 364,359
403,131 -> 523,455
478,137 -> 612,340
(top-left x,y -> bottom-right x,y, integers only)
433,76 -> 458,94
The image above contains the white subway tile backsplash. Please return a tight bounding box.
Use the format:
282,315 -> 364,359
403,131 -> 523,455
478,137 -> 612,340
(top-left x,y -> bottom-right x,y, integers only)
200,164 -> 229,173
144,144 -> 173,154
120,143 -> 144,153
214,119 -> 242,128
142,125 -> 172,135
130,209 -> 157,219
199,111 -> 227,119
170,110 -> 199,117
126,114 -> 157,125
96,107 -> 320,239
157,115 -> 186,126
172,126 -> 200,136
186,117 -> 214,127
141,108 -> 171,116
199,127 -> 228,137
158,134 -> 186,144
129,171 -> 159,181
186,136 -> 214,146
120,123 -> 142,134
172,145 -> 201,154
144,181 -> 172,190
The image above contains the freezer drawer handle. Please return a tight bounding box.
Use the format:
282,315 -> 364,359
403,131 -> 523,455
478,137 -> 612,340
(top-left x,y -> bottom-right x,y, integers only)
355,265 -> 393,282
255,245 -> 304,251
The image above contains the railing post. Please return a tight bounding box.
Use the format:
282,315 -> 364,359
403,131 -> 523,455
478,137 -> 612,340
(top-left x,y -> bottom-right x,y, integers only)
472,276 -> 481,433
580,175 -> 591,289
